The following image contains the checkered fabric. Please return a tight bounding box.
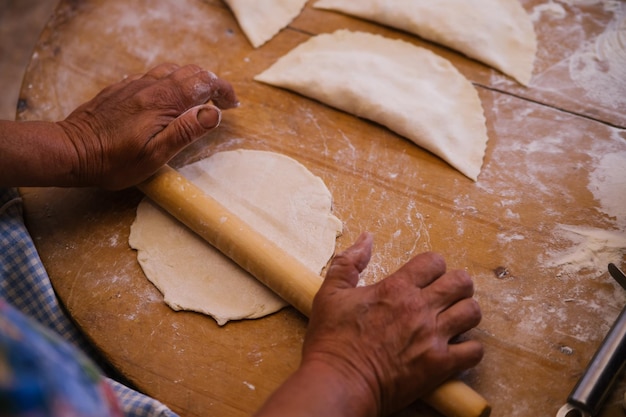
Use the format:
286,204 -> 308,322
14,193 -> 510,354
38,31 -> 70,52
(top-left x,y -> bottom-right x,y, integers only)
0,187 -> 177,417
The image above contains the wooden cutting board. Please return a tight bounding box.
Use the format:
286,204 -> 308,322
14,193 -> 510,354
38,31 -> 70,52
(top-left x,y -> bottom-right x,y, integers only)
17,1 -> 626,416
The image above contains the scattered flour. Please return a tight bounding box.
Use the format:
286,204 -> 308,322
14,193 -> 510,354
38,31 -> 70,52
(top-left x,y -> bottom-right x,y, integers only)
558,0 -> 622,12
588,150 -> 626,226
546,225 -> 626,276
546,141 -> 626,276
528,0 -> 625,125
530,1 -> 567,21
568,6 -> 626,110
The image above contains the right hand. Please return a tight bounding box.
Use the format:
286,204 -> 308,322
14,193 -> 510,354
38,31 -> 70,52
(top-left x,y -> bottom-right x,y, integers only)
303,233 -> 484,416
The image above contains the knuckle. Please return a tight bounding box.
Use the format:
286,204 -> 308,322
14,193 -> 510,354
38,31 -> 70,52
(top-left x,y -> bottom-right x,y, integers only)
473,343 -> 485,362
414,251 -> 446,275
376,277 -> 425,316
180,63 -> 203,74
468,299 -> 482,324
172,116 -> 198,144
378,276 -> 402,294
330,251 -> 352,269
158,62 -> 179,71
423,251 -> 446,268
326,253 -> 354,278
451,269 -> 474,293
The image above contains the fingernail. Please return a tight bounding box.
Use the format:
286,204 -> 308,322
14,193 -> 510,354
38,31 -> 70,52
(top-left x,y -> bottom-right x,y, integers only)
197,106 -> 221,129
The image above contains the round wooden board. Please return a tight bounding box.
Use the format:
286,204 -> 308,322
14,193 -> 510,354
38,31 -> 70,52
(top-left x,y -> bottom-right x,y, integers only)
18,1 -> 626,416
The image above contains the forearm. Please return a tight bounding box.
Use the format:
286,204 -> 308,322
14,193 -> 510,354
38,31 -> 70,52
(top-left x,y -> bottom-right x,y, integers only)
0,120 -> 77,187
254,359 -> 379,417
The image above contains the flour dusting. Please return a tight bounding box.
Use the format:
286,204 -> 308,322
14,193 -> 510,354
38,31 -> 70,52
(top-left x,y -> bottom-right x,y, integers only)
568,6 -> 626,110
545,144 -> 626,276
530,1 -> 567,21
558,0 -> 622,12
486,91 -> 625,281
546,225 -> 626,276
528,0 -> 626,125
588,150 -> 626,226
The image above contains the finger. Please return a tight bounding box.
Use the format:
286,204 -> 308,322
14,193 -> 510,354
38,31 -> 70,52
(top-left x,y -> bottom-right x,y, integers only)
147,66 -> 238,113
91,70 -> 157,102
206,77 -> 239,109
447,339 -> 484,372
323,232 -> 373,290
172,68 -> 238,109
143,63 -> 181,80
392,251 -> 446,289
438,298 -> 482,340
88,73 -> 140,101
107,72 -> 145,92
150,103 -> 222,155
123,72 -> 144,83
424,269 -> 474,311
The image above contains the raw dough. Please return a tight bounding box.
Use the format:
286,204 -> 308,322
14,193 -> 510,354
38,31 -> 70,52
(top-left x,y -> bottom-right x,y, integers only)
254,30 -> 488,181
129,150 -> 343,326
224,0 -> 308,48
314,0 -> 537,85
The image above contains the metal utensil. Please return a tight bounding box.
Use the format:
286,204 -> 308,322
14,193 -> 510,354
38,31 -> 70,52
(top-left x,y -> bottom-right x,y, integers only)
556,263 -> 626,417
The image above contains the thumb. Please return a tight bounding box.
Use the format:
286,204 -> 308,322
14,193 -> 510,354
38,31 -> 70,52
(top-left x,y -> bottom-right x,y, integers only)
323,232 -> 373,290
155,104 -> 222,151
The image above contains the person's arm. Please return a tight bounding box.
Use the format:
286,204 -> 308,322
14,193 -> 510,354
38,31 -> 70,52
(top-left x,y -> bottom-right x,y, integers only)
0,120 -> 75,187
254,358 -> 378,417
0,63 -> 238,189
255,233 -> 484,417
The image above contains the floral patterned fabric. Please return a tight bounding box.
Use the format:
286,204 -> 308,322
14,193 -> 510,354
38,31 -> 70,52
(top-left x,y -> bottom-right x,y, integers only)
0,187 -> 177,417
0,299 -> 123,417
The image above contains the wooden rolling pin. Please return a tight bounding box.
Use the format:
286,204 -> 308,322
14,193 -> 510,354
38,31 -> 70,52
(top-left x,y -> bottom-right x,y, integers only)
137,165 -> 491,417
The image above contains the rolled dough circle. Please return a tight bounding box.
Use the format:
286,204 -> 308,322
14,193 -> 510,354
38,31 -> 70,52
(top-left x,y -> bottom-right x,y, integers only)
129,149 -> 343,325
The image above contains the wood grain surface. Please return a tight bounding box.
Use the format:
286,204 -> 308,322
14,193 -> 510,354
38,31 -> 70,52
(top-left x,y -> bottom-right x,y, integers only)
16,1 -> 626,416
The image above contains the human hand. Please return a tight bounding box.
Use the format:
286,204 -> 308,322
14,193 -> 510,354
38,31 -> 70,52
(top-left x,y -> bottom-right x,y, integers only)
56,63 -> 238,189
303,233 -> 483,416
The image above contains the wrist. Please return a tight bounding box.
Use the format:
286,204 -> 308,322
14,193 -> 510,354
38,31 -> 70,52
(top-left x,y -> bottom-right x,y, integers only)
254,354 -> 380,417
0,120 -> 79,187
55,119 -> 94,187
299,357 -> 380,417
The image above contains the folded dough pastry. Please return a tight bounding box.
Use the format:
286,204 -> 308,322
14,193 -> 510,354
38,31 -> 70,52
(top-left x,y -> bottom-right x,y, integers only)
224,0 -> 308,48
314,0 -> 537,85
255,30 -> 488,181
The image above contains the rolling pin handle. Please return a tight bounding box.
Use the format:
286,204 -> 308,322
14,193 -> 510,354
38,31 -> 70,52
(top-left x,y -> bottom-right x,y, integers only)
424,379 -> 491,417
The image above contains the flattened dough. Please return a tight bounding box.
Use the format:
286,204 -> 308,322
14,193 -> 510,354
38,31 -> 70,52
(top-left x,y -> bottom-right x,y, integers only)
224,0 -> 308,48
129,150 -> 343,326
314,0 -> 537,85
255,30 -> 488,180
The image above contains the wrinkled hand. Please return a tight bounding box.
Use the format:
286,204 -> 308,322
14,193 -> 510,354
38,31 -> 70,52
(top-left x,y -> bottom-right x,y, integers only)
304,233 -> 483,416
57,63 -> 238,189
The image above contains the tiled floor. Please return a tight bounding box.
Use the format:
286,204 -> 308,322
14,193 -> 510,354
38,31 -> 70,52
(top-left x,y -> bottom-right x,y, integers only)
0,0 -> 58,120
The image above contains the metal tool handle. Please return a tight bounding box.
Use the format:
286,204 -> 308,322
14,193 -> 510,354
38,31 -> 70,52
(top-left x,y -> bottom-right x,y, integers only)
567,304 -> 626,415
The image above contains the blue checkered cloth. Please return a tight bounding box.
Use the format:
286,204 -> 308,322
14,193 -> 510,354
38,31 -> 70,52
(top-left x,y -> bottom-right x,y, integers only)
0,187 -> 178,417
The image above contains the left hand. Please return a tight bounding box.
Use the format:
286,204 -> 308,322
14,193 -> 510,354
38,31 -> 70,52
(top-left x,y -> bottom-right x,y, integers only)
57,63 -> 238,189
